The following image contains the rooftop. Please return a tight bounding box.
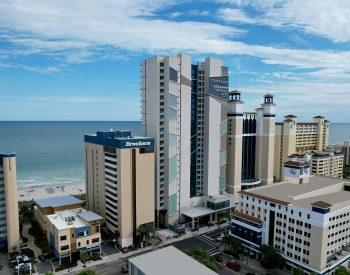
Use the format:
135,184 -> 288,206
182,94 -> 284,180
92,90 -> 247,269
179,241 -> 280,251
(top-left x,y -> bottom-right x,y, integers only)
128,246 -> 217,275
84,129 -> 154,149
35,195 -> 82,208
47,209 -> 103,230
239,175 -> 350,211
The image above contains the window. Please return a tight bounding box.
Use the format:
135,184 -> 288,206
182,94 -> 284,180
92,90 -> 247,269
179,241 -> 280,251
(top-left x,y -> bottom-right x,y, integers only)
60,235 -> 67,241
87,240 -> 89,245
72,233 -> 75,239
78,231 -> 85,237
92,238 -> 99,243
95,225 -> 100,233
61,245 -> 69,251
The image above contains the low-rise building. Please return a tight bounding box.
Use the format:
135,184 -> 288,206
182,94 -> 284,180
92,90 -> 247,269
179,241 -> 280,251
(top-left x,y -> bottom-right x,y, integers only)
46,208 -> 102,264
289,151 -> 343,179
230,174 -> 350,274
34,195 -> 83,233
128,245 -> 217,275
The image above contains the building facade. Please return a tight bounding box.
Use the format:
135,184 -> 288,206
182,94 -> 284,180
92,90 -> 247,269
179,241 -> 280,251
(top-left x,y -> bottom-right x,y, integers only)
289,151 -> 343,179
0,153 -> 20,252
343,141 -> 350,167
226,91 -> 276,202
141,54 -> 232,228
229,174 -> 350,274
274,115 -> 330,181
84,130 -> 155,247
46,209 -> 102,264
34,195 -> 83,233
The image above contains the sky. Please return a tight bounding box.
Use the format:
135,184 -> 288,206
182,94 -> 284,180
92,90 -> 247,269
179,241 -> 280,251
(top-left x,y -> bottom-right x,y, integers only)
0,0 -> 350,122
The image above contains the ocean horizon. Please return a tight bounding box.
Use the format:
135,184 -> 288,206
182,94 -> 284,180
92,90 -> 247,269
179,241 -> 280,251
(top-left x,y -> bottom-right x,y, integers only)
0,121 -> 349,188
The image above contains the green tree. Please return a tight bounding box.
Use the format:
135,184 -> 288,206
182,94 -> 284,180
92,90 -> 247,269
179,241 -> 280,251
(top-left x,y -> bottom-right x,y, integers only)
335,266 -> 350,275
184,246 -> 217,272
77,270 -> 96,275
137,223 -> 155,243
44,272 -> 54,275
80,252 -> 90,267
293,267 -> 305,275
259,245 -> 285,270
221,233 -> 231,251
229,236 -> 241,254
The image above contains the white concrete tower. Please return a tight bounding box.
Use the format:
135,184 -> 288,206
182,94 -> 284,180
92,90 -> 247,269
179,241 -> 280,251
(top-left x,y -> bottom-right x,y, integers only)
257,94 -> 276,185
226,90 -> 244,200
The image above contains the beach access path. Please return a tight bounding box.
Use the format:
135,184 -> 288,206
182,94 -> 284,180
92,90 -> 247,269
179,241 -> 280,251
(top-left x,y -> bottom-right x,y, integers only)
22,224 -> 42,257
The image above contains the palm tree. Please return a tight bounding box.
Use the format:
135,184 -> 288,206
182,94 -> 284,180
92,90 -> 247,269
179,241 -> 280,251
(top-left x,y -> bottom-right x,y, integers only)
137,223 -> 155,243
229,236 -> 241,254
221,233 -> 231,251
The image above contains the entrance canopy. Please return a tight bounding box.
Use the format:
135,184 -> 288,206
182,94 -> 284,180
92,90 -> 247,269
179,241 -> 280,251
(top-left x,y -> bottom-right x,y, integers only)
182,207 -> 216,219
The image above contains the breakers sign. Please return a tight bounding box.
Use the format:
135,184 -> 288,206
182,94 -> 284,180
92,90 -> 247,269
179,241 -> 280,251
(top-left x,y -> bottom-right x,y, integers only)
125,141 -> 151,147
208,76 -> 229,101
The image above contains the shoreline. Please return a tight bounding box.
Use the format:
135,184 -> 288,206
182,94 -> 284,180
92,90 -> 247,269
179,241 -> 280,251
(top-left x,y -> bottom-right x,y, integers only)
17,181 -> 86,201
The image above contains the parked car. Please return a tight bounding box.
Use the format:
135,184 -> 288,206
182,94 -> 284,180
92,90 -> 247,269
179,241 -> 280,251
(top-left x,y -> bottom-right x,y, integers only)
217,233 -> 225,241
215,255 -> 223,262
226,261 -> 241,272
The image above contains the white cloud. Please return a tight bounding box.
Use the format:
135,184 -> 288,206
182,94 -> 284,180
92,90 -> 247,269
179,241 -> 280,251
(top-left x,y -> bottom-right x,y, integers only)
218,0 -> 350,43
168,12 -> 182,18
218,8 -> 255,24
189,10 -> 210,16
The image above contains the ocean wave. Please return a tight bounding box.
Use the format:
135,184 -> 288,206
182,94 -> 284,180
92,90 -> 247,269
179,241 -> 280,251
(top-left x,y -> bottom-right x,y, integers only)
17,176 -> 84,188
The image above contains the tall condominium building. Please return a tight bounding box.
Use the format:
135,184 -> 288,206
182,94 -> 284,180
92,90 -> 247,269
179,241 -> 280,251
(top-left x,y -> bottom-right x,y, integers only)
274,115 -> 329,181
0,153 -> 20,252
226,91 -> 276,201
141,54 -> 232,228
229,174 -> 350,274
289,151 -> 343,179
84,130 -> 155,247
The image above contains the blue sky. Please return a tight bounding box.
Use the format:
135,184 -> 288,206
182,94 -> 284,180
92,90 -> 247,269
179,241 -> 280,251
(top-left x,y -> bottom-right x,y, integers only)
1,0 -> 350,122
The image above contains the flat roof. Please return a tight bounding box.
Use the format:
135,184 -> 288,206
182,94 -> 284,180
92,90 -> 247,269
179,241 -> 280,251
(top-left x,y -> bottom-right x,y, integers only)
84,130 -> 154,149
47,209 -> 102,230
129,246 -> 217,275
239,175 -> 350,211
182,207 -> 215,219
35,195 -> 82,208
77,211 -> 103,222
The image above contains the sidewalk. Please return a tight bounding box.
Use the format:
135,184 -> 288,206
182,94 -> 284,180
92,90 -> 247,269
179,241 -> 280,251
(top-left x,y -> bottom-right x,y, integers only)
57,224 -> 227,275
22,224 -> 42,257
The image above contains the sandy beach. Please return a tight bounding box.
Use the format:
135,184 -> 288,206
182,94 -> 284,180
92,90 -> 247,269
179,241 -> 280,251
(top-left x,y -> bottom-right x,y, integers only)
17,181 -> 86,201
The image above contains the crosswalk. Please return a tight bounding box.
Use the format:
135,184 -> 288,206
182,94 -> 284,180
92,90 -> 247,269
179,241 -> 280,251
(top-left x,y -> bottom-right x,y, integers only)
195,234 -> 221,256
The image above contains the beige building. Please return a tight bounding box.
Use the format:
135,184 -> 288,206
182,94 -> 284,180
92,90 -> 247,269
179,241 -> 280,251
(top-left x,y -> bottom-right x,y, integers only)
289,151 -> 343,179
34,195 -> 83,233
0,153 -> 20,252
274,115 -> 329,181
84,130 -> 155,247
226,91 -> 276,202
230,174 -> 350,274
46,208 -> 102,264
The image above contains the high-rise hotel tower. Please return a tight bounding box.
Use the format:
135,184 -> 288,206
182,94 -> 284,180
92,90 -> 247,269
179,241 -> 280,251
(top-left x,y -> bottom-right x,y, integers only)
0,153 -> 20,252
141,54 -> 231,227
226,91 -> 276,202
84,130 -> 155,247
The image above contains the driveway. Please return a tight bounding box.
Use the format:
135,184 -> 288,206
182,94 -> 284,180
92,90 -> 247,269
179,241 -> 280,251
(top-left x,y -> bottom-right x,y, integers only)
22,224 -> 42,257
101,241 -> 120,256
36,260 -> 54,274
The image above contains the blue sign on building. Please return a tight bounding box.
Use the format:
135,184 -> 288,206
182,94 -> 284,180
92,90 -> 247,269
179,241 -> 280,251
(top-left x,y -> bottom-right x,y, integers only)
208,76 -> 229,100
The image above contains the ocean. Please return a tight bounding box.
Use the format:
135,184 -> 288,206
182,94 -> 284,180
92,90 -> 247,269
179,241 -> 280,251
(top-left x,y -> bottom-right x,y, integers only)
0,121 -> 349,188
